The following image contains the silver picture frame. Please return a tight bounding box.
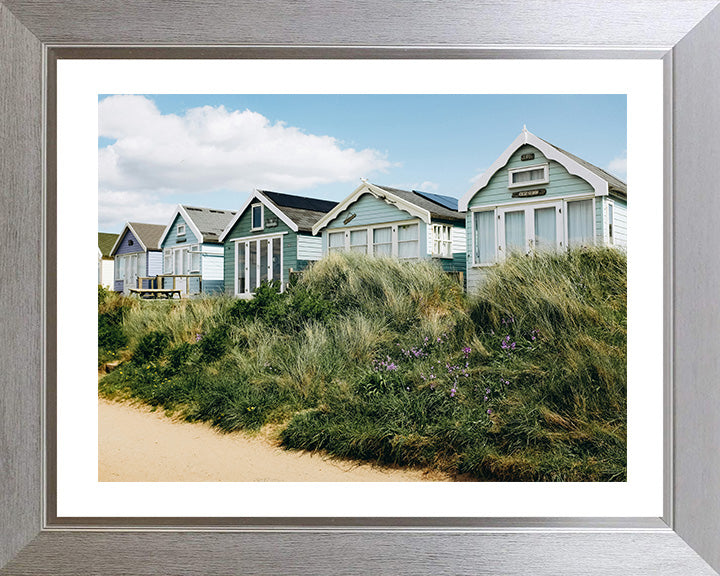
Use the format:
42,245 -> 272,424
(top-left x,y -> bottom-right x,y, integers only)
2,1 -> 720,574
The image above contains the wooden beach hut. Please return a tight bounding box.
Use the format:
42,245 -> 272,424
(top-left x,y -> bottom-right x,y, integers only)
158,205 -> 237,295
220,190 -> 338,296
110,222 -> 165,294
98,232 -> 118,289
312,180 -> 466,274
458,128 -> 627,292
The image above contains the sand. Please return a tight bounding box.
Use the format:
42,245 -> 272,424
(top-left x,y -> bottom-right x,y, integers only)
98,398 -> 450,482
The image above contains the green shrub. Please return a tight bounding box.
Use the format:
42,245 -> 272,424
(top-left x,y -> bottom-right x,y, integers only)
133,330 -> 169,364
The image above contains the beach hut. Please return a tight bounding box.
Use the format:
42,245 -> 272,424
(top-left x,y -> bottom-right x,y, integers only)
312,181 -> 466,273
220,190 -> 338,296
158,205 -> 237,295
458,128 -> 627,292
110,222 -> 165,293
98,232 -> 118,289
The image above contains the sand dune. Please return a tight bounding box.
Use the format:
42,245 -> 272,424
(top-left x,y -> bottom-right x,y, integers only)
99,398 -> 450,482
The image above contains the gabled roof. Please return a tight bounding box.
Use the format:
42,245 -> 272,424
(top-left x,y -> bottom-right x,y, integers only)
159,205 -> 237,246
459,128 -> 627,211
311,181 -> 463,235
538,137 -> 627,196
98,232 -> 118,258
110,222 -> 166,256
219,190 -> 338,241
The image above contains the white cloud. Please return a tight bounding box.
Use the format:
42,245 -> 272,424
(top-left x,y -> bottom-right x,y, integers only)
606,151 -> 627,180
468,168 -> 488,188
98,190 -> 176,232
417,181 -> 439,192
98,96 -> 392,228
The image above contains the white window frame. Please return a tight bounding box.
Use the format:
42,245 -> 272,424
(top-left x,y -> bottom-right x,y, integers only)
325,219 -> 423,259
189,245 -> 202,273
471,199 -> 574,267
233,233 -> 286,297
471,209 -> 498,267
177,223 -> 186,237
251,203 -> 264,231
372,226 -> 393,256
397,223 -> 420,259
163,249 -> 173,274
508,163 -> 549,189
564,197 -> 597,249
607,199 -> 615,245
431,224 -> 452,258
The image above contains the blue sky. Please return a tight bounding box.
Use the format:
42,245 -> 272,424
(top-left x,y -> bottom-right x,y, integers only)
98,94 -> 626,233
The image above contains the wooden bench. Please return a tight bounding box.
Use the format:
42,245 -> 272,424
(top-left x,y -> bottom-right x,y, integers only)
129,288 -> 182,299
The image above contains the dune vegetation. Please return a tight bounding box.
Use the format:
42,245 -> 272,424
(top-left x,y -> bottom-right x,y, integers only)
98,247 -> 627,481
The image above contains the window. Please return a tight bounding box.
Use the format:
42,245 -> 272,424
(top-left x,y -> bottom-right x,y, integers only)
372,227 -> 392,256
431,224 -> 452,258
114,255 -> 123,280
607,202 -> 614,245
251,204 -> 264,230
328,231 -> 345,252
473,211 -> 495,265
177,223 -> 186,237
190,245 -> 201,273
504,210 -> 526,254
508,164 -> 549,188
398,223 -> 419,259
164,249 -> 173,274
567,199 -> 594,247
350,229 -> 368,253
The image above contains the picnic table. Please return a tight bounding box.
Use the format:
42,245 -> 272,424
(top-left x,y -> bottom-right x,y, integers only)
128,288 -> 182,299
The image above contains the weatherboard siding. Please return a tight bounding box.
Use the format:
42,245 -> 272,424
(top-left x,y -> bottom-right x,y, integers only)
325,193 -> 414,229
468,144 -> 595,210
223,205 -> 296,295
113,228 -> 144,255
611,196 -> 627,247
297,234 -> 323,261
162,213 -> 199,248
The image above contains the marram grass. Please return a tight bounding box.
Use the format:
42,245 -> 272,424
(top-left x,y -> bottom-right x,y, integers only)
99,248 -> 626,481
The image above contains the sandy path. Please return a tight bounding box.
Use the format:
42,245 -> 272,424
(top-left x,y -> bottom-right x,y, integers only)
99,398 -> 450,482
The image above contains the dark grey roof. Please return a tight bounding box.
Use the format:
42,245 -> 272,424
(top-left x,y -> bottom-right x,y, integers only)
372,185 -> 464,222
181,205 -> 237,243
538,137 -> 627,196
259,190 -> 338,232
128,222 -> 166,251
98,232 -> 118,258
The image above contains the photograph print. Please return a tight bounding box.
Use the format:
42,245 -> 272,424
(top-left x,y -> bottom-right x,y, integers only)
97,94 -> 627,483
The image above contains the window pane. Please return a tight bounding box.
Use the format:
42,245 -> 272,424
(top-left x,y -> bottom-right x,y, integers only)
398,224 -> 419,258
237,242 -> 246,294
504,210 -> 526,254
350,229 -> 368,253
372,227 -> 392,256
534,207 -> 556,251
474,211 -> 495,264
259,239 -> 269,283
567,199 -> 594,247
272,237 -> 281,284
608,203 -> 614,242
249,240 -> 257,290
328,231 -> 345,252
252,205 -> 262,228
512,167 -> 545,184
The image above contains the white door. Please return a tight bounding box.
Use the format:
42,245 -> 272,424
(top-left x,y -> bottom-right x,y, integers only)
236,237 -> 282,296
498,202 -> 563,259
173,247 -> 188,293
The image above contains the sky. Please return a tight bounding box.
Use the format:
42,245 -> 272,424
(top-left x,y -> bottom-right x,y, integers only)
98,94 -> 626,233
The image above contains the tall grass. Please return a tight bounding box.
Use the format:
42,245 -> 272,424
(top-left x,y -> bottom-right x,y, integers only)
98,248 -> 626,481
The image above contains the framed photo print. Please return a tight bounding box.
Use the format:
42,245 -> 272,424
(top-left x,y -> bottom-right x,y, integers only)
1,1 -> 720,574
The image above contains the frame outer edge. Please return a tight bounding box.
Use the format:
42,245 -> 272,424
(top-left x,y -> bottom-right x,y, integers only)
0,2 -> 44,570
670,3 -> 720,573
